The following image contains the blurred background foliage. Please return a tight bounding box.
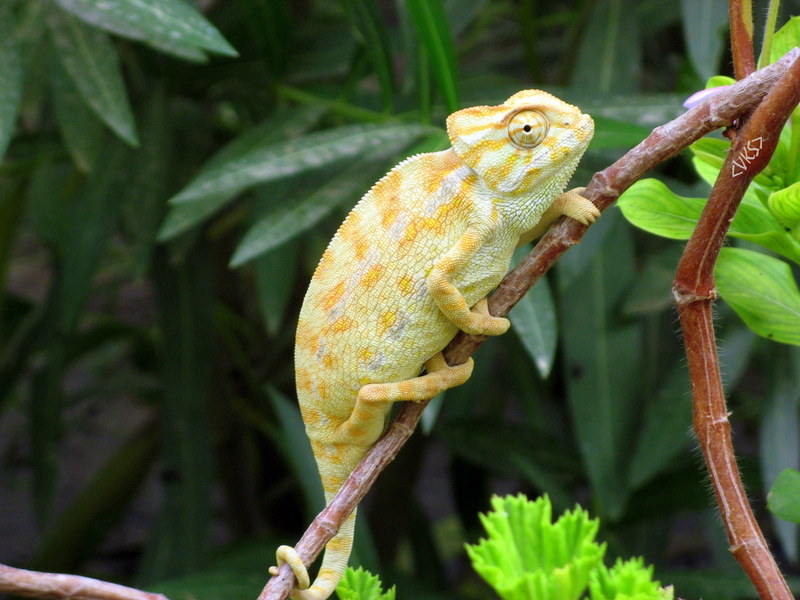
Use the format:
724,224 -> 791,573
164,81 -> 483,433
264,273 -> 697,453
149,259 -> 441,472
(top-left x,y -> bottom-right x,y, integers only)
1,1 -> 800,599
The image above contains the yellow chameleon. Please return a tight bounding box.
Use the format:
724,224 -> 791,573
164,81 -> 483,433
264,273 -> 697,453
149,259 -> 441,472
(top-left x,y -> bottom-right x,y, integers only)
272,90 -> 599,600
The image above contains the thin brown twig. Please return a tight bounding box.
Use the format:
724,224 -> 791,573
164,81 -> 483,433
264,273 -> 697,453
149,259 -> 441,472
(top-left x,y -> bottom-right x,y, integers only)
260,49 -> 800,600
674,54 -> 800,600
0,564 -> 168,600
729,0 -> 756,79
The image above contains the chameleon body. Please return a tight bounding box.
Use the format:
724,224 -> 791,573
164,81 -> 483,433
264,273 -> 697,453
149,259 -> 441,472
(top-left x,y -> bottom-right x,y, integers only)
273,90 -> 599,600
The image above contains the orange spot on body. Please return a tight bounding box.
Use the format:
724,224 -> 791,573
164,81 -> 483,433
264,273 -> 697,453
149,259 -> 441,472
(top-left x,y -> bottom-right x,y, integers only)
326,315 -> 356,334
380,204 -> 400,229
361,264 -> 384,289
321,281 -> 345,311
397,274 -> 414,295
379,310 -> 397,333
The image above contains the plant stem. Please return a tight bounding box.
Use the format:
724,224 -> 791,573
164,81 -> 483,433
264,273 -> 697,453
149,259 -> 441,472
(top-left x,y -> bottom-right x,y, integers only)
258,49 -> 800,600
729,0 -> 756,79
0,564 -> 167,600
673,54 -> 800,600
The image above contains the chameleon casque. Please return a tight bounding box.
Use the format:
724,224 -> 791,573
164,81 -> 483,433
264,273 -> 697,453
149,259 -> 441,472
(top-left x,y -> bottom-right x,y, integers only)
271,90 -> 599,600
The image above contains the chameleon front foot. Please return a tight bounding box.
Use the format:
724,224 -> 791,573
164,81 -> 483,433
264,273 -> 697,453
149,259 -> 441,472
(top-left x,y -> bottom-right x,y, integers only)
554,187 -> 601,225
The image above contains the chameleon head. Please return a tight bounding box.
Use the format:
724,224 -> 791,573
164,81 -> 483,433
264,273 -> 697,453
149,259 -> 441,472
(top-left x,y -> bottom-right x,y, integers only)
446,89 -> 594,195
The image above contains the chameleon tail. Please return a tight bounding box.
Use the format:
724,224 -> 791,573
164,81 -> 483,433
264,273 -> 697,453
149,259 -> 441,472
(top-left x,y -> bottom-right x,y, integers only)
278,442 -> 362,600
297,504 -> 357,600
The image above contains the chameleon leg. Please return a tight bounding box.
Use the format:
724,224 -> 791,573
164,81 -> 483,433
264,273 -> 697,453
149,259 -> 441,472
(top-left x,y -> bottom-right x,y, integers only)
428,228 -> 511,336
517,187 -> 601,246
355,352 -> 473,405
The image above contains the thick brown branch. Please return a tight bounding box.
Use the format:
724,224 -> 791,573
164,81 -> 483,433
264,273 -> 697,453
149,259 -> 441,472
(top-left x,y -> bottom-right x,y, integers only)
0,564 -> 168,600
260,49 -> 800,600
674,54 -> 800,600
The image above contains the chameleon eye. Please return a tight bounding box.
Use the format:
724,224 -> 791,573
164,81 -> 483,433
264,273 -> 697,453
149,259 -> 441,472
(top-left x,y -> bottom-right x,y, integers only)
507,110 -> 549,148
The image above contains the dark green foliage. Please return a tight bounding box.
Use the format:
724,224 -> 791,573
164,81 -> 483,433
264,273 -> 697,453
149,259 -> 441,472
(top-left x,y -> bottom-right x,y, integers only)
2,1 -> 800,599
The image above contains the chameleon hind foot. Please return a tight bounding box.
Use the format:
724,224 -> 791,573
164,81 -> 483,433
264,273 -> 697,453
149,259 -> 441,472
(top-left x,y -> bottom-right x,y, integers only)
270,545 -> 311,591
355,352 -> 474,407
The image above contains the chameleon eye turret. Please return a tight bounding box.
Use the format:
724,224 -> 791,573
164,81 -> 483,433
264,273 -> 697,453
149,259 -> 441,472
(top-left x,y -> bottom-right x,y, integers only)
507,109 -> 549,148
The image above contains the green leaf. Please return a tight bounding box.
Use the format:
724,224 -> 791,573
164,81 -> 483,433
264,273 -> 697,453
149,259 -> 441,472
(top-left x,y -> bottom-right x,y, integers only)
166,121 -> 432,211
589,115 -> 650,150
404,0 -> 459,111
466,494 -> 605,600
49,52 -> 105,172
253,240 -> 298,336
54,0 -> 238,59
760,347 -> 800,559
140,246 -> 214,582
0,5 -> 23,161
157,107 -> 325,240
680,0 -> 728,81
770,16 -> 800,64
558,211 -> 641,520
31,425 -> 159,572
617,179 -> 703,240
716,248 -> 800,346
336,567 -> 396,600
768,469 -> 800,524
52,141 -> 131,331
570,0 -> 641,95
589,557 -> 673,600
341,0 -> 394,110
47,5 -> 138,146
510,267 -> 557,379
267,386 -> 325,518
230,158 -> 392,267
619,178 -> 800,263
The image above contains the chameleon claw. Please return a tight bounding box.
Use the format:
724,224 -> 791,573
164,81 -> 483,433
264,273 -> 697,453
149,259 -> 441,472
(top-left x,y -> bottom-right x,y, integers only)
464,298 -> 510,336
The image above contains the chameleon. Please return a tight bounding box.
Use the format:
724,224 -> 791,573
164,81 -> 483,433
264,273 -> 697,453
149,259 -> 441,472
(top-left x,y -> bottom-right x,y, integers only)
270,90 -> 599,600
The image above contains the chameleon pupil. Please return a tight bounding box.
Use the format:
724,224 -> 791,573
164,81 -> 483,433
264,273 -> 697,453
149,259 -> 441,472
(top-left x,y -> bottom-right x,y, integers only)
523,124 -> 531,132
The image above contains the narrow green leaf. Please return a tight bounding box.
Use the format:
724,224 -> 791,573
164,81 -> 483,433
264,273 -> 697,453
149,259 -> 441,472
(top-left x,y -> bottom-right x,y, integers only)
47,5 -> 138,145
267,386 -> 325,518
570,0 -> 641,95
404,0 -> 459,111
0,5 -> 23,161
230,158 -> 392,267
589,115 -> 650,150
628,363 -> 691,489
49,52 -> 105,172
768,469 -> 800,524
53,141 -> 131,332
341,0 -> 395,110
680,0 -> 729,81
760,347 -> 800,559
167,122 -> 433,208
510,269 -> 557,379
157,107 -> 325,240
558,211 -> 641,520
31,425 -> 159,572
716,248 -> 800,346
54,0 -> 237,58
254,240 -> 298,336
140,245 -> 214,582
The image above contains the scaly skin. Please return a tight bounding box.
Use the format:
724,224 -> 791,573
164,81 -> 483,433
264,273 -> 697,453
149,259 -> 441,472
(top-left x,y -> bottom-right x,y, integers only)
272,90 -> 599,600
